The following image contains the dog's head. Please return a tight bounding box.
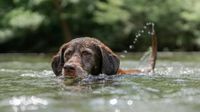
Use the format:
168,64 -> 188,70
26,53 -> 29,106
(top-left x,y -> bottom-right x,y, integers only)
51,37 -> 120,78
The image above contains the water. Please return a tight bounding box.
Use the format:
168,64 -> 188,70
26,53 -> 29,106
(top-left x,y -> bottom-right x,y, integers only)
0,53 -> 200,112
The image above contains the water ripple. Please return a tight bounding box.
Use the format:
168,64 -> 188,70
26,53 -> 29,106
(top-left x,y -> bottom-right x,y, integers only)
20,70 -> 53,78
156,61 -> 200,78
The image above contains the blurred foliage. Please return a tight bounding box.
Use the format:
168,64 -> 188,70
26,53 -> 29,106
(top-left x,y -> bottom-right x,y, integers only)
0,0 -> 200,52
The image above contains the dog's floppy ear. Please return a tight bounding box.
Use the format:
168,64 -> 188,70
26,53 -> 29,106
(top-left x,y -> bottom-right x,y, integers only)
51,45 -> 67,76
99,44 -> 120,75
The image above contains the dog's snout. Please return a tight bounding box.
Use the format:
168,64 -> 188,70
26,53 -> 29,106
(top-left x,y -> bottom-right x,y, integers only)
64,64 -> 76,71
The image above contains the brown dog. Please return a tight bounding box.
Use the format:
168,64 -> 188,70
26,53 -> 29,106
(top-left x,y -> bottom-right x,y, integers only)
51,31 -> 157,78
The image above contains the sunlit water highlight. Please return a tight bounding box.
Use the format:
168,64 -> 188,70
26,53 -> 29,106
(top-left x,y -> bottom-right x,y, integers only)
0,53 -> 200,112
9,96 -> 48,112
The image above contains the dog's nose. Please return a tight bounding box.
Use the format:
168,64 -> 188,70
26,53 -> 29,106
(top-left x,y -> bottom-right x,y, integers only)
64,64 -> 75,71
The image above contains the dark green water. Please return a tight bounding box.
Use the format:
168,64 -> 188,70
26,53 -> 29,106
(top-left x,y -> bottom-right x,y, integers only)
0,53 -> 200,112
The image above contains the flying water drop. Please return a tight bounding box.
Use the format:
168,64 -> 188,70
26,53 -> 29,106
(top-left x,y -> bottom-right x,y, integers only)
129,45 -> 134,49
123,50 -> 128,54
121,22 -> 155,59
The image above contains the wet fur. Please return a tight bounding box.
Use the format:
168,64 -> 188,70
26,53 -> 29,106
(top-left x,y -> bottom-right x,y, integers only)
51,32 -> 157,77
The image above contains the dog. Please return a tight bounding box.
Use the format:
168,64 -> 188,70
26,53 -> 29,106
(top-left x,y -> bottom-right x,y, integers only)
51,30 -> 157,78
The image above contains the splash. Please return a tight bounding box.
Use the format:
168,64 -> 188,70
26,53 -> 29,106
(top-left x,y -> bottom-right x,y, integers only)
120,22 -> 155,59
131,22 -> 155,50
138,47 -> 152,69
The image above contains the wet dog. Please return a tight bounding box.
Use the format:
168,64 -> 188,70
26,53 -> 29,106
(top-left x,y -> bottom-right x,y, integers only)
51,31 -> 157,78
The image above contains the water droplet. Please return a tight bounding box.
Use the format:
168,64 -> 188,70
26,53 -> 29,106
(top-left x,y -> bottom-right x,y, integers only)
127,100 -> 133,105
123,50 -> 128,53
152,23 -> 155,26
134,38 -> 138,41
129,45 -> 134,49
133,38 -> 138,44
109,98 -> 118,105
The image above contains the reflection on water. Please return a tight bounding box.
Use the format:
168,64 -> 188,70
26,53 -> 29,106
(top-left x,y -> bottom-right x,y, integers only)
0,53 -> 200,112
9,96 -> 48,112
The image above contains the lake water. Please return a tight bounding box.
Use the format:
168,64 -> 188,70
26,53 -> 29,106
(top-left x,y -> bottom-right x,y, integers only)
0,53 -> 200,112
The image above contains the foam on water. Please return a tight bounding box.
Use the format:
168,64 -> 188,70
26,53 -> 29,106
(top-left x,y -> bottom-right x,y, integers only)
0,69 -> 53,78
156,61 -> 200,78
20,70 -> 53,78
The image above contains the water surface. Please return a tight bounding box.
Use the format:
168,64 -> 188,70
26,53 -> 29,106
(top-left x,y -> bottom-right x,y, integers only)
0,53 -> 200,112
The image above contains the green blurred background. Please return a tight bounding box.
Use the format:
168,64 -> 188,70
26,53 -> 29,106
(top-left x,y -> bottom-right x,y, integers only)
0,0 -> 200,53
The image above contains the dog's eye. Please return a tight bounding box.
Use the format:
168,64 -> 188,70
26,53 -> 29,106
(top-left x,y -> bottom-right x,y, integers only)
65,50 -> 73,56
81,51 -> 91,56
